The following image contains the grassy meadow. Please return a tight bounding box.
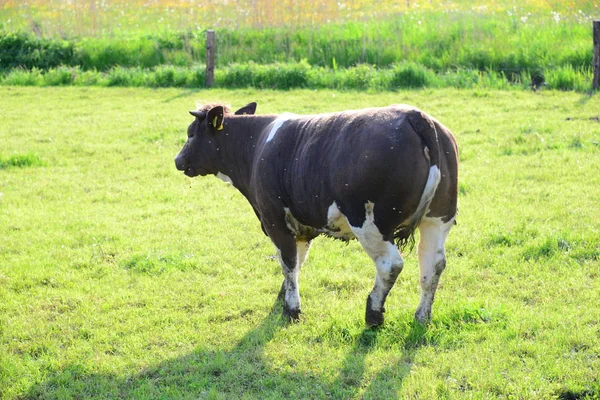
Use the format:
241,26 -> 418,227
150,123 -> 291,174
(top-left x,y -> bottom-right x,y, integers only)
0,86 -> 599,399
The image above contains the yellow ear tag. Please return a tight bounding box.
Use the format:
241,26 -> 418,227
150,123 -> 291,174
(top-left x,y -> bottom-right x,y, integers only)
217,122 -> 224,131
212,116 -> 218,128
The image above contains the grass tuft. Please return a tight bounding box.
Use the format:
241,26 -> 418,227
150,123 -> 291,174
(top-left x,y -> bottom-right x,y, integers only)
0,153 -> 43,169
120,253 -> 196,275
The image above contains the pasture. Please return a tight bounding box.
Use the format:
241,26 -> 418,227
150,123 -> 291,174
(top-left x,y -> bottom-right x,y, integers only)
0,86 -> 599,399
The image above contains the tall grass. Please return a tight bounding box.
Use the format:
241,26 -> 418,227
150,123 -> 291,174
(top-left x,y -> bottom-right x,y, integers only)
1,0 -> 597,36
4,62 -> 592,91
0,0 -> 598,91
1,12 -> 595,74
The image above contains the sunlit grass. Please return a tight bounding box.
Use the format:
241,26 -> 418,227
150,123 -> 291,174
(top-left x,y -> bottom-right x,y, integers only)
0,86 -> 599,399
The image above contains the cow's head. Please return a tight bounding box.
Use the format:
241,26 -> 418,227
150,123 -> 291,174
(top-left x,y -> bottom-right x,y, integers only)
175,102 -> 257,177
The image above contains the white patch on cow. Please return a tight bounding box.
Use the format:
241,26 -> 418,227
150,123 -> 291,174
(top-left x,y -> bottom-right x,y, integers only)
216,172 -> 232,184
266,113 -> 296,143
275,240 -> 312,313
415,215 -> 454,323
296,240 -> 312,267
325,202 -> 355,240
420,165 -> 441,215
350,202 -> 404,312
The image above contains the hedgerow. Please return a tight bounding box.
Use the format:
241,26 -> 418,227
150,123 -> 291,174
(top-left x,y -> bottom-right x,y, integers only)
2,62 -> 592,91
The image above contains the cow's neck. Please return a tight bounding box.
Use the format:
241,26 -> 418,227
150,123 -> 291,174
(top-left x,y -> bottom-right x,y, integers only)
216,115 -> 277,198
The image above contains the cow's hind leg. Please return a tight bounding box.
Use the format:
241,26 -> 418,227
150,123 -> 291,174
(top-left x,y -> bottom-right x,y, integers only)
350,203 -> 404,327
415,216 -> 454,324
275,238 -> 311,320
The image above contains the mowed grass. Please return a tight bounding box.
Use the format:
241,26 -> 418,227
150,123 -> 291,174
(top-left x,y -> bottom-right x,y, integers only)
0,86 -> 599,399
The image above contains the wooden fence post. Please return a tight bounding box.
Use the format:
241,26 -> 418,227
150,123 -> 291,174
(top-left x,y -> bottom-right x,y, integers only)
593,21 -> 600,90
205,30 -> 215,88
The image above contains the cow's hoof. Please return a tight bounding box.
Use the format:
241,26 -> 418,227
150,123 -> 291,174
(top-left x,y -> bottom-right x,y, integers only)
414,308 -> 431,325
366,297 -> 385,327
366,308 -> 385,327
283,304 -> 301,322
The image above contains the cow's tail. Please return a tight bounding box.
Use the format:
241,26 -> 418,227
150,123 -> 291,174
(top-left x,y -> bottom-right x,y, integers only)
393,110 -> 442,251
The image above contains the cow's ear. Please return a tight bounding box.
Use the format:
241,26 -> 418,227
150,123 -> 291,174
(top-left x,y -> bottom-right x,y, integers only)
206,106 -> 225,131
234,102 -> 257,115
189,110 -> 205,119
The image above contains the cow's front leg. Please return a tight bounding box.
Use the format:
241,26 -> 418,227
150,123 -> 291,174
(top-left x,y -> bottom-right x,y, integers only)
277,240 -> 311,302
415,216 -> 454,324
273,235 -> 312,321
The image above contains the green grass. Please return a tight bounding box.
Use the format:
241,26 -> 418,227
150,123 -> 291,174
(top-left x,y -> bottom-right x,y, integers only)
0,87 -> 599,399
1,63 -> 594,91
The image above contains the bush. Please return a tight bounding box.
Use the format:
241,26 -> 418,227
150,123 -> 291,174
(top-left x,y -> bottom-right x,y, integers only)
76,38 -> 164,71
0,63 -> 593,92
186,66 -> 205,87
149,65 -> 193,87
257,61 -> 310,89
389,62 -> 435,89
43,66 -> 76,86
339,64 -> 377,90
545,66 -> 592,92
216,61 -> 310,89
106,66 -> 145,87
217,63 -> 255,88
0,31 -> 75,70
1,67 -> 44,85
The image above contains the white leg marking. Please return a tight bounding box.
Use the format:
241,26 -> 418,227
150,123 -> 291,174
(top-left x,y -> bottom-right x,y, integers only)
276,240 -> 311,313
216,172 -> 232,184
350,202 -> 404,312
266,113 -> 295,143
415,216 -> 454,323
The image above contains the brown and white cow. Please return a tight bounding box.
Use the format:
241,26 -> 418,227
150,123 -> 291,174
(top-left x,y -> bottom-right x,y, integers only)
175,102 -> 458,326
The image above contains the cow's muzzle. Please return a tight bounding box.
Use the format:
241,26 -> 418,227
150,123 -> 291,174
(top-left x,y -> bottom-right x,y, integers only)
174,157 -> 194,176
175,157 -> 206,177
174,156 -> 187,172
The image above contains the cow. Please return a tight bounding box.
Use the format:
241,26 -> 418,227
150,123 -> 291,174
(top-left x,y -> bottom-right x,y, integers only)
175,102 -> 458,326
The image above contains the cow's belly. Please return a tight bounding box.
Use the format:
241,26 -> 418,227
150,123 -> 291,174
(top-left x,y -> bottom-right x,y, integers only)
284,201 -> 356,242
